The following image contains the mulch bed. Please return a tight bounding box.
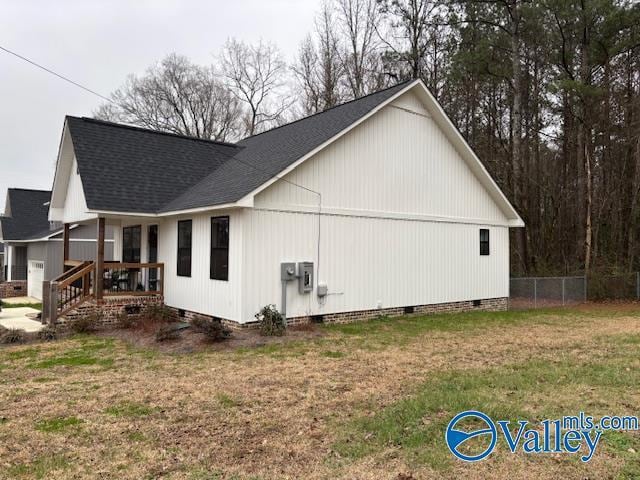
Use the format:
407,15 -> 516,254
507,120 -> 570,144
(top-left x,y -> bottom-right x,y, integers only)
97,322 -> 326,354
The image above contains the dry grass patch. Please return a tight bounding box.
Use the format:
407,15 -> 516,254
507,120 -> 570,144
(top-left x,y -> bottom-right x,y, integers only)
0,304 -> 638,479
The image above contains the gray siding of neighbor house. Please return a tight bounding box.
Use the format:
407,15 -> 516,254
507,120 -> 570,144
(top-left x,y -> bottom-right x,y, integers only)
43,240 -> 114,280
25,224 -> 114,280
49,224 -> 114,240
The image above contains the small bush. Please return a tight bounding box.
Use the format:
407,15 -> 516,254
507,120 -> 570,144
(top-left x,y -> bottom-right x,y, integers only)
1,328 -> 26,344
141,304 -> 174,323
116,311 -> 137,329
155,324 -> 181,342
38,326 -> 58,342
70,311 -> 102,334
191,315 -> 232,342
255,304 -> 286,336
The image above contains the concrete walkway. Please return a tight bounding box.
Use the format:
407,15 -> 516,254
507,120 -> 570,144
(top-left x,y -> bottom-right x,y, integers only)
0,307 -> 44,332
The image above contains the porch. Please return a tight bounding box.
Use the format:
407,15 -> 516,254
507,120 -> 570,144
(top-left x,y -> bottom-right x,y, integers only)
43,218 -> 164,324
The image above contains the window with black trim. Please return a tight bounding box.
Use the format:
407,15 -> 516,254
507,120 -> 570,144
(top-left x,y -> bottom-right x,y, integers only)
122,225 -> 141,263
210,216 -> 229,281
177,220 -> 192,277
480,229 -> 490,256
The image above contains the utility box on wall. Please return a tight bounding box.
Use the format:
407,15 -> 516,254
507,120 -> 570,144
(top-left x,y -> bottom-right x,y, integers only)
281,262 -> 296,281
298,262 -> 314,294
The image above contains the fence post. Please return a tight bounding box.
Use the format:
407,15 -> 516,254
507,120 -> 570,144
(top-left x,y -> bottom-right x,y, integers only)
584,276 -> 588,303
534,278 -> 538,309
562,277 -> 566,306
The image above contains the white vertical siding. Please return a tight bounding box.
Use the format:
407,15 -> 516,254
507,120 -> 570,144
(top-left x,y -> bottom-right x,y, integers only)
158,210 -> 243,322
255,90 -> 508,225
60,157 -> 96,224
241,209 -> 509,323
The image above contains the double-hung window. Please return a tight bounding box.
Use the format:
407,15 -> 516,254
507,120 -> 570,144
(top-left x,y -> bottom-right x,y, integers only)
210,216 -> 229,281
480,229 -> 490,256
177,220 -> 192,277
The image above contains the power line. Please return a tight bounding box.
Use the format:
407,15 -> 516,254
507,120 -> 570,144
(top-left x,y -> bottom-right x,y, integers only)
1,43 -> 325,285
0,44 -> 114,104
0,43 -> 321,196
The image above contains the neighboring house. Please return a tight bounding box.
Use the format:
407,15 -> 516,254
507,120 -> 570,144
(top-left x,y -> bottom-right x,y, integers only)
47,79 -> 523,326
0,243 -> 4,281
0,188 -> 113,300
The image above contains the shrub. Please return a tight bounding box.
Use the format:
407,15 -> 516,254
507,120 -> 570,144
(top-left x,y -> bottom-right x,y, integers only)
38,326 -> 58,342
191,315 -> 232,342
70,311 -> 103,334
0,328 -> 26,344
155,324 -> 181,342
141,304 -> 174,324
255,304 -> 286,336
116,311 -> 138,329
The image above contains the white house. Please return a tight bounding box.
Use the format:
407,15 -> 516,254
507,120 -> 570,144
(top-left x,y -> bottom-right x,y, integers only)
0,188 -> 114,300
47,79 -> 523,326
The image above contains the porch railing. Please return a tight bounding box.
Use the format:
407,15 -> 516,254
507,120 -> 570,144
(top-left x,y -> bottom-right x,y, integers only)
102,262 -> 164,296
43,261 -> 164,324
43,261 -> 95,322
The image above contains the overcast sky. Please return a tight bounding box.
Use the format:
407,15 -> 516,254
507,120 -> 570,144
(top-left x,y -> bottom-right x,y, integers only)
0,0 -> 318,212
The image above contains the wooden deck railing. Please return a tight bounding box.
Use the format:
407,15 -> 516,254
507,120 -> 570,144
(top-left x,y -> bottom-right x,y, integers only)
42,261 -> 164,324
42,261 -> 95,323
102,262 -> 164,296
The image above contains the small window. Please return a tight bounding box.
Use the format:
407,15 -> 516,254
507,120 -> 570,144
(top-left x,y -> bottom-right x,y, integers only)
122,225 -> 141,263
210,216 -> 229,281
480,229 -> 490,256
177,220 -> 192,277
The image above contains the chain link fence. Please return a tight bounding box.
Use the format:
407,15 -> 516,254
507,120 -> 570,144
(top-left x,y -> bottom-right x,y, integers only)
509,276 -> 587,309
510,273 -> 640,309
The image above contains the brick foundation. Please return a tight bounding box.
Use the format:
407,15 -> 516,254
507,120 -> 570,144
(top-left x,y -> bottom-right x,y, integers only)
286,297 -> 509,326
166,297 -> 509,330
57,295 -> 163,327
0,280 -> 28,299
163,306 -> 246,331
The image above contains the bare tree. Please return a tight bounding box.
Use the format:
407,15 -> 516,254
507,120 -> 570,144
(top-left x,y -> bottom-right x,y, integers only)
293,2 -> 344,114
220,38 -> 292,136
377,0 -> 451,97
377,0 -> 433,80
95,53 -> 242,141
335,0 -> 386,97
294,35 -> 322,114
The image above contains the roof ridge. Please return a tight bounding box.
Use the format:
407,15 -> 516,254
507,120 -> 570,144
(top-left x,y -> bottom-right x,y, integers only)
240,79 -> 415,142
71,116 -> 243,149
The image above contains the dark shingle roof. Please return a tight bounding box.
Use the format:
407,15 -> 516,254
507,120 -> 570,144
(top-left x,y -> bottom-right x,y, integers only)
0,189 -> 55,240
67,80 -> 413,214
66,117 -> 243,213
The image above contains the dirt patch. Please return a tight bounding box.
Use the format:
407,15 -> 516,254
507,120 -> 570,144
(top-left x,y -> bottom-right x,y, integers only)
97,322 -> 326,354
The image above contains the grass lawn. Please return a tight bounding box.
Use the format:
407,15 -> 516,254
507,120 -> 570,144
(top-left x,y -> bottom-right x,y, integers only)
0,304 -> 639,479
0,300 -> 42,310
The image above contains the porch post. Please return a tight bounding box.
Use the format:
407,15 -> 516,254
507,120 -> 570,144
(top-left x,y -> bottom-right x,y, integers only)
63,223 -> 70,269
96,217 -> 105,304
6,245 -> 12,281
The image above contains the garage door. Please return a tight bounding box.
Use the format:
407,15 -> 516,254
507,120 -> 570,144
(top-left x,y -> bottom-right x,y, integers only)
27,260 -> 45,300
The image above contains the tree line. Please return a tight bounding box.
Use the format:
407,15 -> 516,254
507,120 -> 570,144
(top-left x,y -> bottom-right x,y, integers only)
96,0 -> 640,277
